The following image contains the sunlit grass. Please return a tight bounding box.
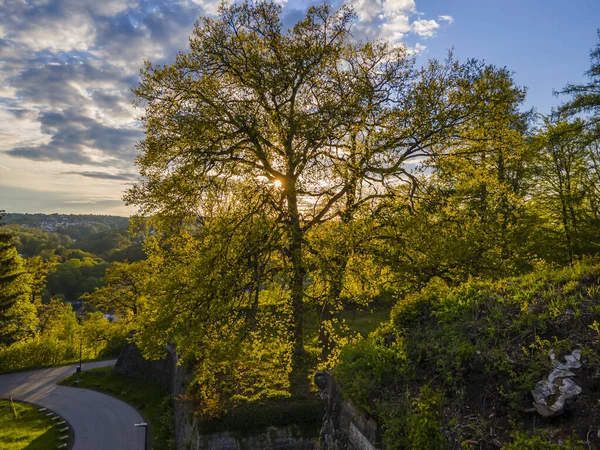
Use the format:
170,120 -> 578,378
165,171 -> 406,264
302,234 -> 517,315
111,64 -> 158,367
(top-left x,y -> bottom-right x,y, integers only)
0,400 -> 60,450
341,306 -> 391,337
304,305 -> 392,339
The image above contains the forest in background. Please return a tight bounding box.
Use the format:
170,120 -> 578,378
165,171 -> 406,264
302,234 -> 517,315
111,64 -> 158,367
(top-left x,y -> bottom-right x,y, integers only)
6,213 -> 146,302
0,213 -> 147,372
1,2 -> 600,448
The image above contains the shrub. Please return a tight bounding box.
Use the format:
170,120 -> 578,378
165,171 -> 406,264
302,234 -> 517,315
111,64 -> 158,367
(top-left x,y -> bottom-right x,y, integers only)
0,339 -> 78,372
335,260 -> 600,447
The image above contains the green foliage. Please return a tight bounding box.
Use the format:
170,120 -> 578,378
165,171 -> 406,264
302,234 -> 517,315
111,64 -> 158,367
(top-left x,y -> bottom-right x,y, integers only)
183,287 -> 294,419
336,261 -> 600,447
334,338 -> 404,415
127,0 -> 526,383
46,257 -> 109,302
197,395 -> 324,436
379,386 -> 445,450
0,229 -> 31,310
0,339 -> 79,372
154,396 -> 176,450
0,300 -> 126,373
5,214 -> 147,302
530,118 -> 600,264
83,260 -> 152,326
558,29 -> 600,137
502,431 -> 585,449
0,228 -> 37,344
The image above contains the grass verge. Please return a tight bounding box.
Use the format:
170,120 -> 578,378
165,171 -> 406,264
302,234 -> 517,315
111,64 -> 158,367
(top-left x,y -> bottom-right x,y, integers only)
59,366 -> 175,449
0,400 -> 62,450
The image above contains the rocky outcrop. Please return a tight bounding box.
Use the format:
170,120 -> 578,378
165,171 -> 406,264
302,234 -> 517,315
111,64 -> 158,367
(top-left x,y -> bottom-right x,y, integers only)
178,424 -> 318,450
531,349 -> 582,417
315,371 -> 382,450
114,341 -> 177,392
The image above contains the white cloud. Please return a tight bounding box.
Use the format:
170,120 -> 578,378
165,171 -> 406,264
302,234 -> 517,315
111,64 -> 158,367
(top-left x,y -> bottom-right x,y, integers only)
0,0 -> 454,213
0,108 -> 48,152
382,0 -> 416,15
438,15 -> 454,24
348,0 -> 448,44
406,42 -> 427,54
411,19 -> 439,38
190,0 -> 227,16
12,9 -> 97,53
381,14 -> 412,41
351,0 -> 382,21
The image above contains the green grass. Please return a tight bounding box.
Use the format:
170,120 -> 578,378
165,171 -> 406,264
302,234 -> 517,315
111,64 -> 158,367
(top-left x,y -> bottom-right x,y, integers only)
340,306 -> 391,337
304,305 -> 391,338
0,400 -> 61,450
59,366 -> 174,450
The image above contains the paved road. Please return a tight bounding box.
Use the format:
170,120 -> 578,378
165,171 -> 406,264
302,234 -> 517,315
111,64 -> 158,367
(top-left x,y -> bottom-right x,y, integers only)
0,361 -> 145,450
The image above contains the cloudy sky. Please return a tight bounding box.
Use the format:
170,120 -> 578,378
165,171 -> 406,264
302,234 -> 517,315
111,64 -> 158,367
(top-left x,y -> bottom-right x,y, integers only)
1,0 -> 598,216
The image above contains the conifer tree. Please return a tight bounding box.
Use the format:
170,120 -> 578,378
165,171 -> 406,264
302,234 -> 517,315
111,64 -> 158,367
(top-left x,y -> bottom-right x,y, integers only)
0,216 -> 35,344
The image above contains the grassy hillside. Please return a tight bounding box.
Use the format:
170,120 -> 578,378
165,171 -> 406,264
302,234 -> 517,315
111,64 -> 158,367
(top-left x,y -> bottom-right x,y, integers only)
336,260 -> 600,449
0,400 -> 62,449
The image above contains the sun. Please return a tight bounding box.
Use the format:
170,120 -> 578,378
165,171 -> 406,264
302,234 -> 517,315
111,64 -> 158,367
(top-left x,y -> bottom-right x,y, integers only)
273,179 -> 283,189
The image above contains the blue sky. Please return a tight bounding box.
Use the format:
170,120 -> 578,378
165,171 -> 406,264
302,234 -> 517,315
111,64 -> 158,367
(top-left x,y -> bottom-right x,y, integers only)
0,0 -> 597,215
411,0 -> 600,114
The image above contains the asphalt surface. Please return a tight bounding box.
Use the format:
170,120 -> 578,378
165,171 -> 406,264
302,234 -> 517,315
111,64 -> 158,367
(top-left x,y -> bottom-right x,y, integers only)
0,360 -> 145,450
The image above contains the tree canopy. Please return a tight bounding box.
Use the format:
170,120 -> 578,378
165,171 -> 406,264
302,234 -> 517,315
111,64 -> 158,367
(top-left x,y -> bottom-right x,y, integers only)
127,1 -> 526,380
0,228 -> 37,344
558,30 -> 600,137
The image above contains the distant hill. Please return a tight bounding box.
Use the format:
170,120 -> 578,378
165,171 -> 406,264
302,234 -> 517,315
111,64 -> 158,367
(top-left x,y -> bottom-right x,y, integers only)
2,213 -> 129,233
1,213 -> 146,302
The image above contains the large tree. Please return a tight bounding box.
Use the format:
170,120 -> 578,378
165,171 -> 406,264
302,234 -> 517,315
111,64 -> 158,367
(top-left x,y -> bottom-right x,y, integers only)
532,118 -> 600,263
127,1 -> 525,375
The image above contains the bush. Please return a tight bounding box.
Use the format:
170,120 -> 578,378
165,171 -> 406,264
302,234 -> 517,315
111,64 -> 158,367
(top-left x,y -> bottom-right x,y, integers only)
379,385 -> 445,450
335,260 -> 600,448
0,339 -> 78,372
334,338 -> 404,414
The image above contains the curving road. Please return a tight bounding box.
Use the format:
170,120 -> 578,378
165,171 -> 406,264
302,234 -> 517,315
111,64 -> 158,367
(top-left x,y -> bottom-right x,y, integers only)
0,361 -> 145,450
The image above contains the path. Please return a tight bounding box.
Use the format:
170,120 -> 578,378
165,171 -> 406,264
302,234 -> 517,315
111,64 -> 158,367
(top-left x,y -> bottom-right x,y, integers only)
0,361 -> 145,450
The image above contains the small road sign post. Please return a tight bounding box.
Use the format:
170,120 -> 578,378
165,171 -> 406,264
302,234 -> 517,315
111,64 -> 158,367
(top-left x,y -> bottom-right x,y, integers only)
134,422 -> 148,450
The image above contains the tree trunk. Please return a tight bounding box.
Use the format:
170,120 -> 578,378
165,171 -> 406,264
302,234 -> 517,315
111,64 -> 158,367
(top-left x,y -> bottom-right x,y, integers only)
560,195 -> 574,263
497,150 -> 511,262
285,184 -> 307,392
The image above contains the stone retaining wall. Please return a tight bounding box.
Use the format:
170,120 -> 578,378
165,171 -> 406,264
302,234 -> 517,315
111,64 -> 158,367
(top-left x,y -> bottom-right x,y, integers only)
315,371 -> 382,450
115,342 -> 321,450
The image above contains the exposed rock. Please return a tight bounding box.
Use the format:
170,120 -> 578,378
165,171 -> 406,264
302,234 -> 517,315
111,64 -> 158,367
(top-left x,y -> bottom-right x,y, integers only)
183,426 -> 318,450
531,349 -> 583,417
549,349 -> 582,370
114,340 -> 177,392
314,371 -> 328,390
315,371 -> 381,450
